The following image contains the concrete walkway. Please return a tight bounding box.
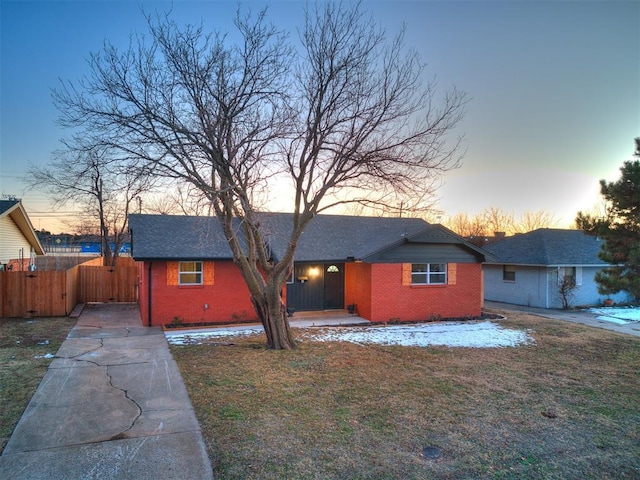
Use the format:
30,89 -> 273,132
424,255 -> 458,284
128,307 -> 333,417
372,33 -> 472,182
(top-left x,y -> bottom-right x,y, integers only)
484,301 -> 640,338
0,303 -> 214,480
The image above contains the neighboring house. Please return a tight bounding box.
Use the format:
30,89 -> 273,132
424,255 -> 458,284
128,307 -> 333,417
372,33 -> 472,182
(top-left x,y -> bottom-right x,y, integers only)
0,199 -> 45,270
129,213 -> 492,327
483,228 -> 631,309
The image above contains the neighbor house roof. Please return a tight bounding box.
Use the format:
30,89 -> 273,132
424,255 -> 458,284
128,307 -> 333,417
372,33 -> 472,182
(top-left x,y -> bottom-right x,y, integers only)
483,228 -> 606,266
129,213 -> 490,263
0,199 -> 45,255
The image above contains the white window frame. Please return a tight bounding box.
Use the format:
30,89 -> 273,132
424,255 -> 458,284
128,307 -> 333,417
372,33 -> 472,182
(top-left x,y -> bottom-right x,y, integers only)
179,261 -> 203,285
558,266 -> 582,286
411,263 -> 447,285
503,265 -> 516,282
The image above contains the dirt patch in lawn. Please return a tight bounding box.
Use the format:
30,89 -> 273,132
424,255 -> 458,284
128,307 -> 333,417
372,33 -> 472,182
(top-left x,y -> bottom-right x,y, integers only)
171,311 -> 640,479
0,316 -> 76,453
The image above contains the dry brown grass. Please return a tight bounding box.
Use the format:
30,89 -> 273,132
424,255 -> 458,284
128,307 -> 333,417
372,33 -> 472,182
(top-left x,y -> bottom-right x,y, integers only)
171,311 -> 640,479
0,316 -> 76,453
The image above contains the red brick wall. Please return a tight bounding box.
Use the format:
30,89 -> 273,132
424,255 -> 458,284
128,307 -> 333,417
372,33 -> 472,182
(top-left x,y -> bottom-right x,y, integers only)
139,260 -> 257,327
369,263 -> 482,322
344,262 -> 372,318
138,260 -> 482,326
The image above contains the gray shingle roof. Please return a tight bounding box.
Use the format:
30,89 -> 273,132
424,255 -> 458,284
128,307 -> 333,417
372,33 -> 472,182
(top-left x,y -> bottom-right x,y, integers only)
129,213 -> 481,262
0,199 -> 20,216
129,214 -> 234,260
257,213 -> 430,262
483,228 -> 607,266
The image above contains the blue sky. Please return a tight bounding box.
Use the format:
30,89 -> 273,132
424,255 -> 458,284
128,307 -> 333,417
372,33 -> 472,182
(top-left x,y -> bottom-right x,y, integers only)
1,0 -> 638,232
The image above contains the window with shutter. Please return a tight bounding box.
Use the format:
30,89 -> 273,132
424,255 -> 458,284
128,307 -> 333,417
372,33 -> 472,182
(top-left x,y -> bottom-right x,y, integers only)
410,263 -> 447,285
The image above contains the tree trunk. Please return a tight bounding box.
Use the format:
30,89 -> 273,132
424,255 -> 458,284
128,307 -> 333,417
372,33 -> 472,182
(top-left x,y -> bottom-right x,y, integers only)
252,286 -> 296,350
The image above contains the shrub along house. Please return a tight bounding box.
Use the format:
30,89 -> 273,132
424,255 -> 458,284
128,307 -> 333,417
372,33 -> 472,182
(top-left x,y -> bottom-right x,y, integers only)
128,213 -> 492,327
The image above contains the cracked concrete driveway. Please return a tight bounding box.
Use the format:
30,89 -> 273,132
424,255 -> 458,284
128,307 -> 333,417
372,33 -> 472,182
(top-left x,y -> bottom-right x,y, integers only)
0,303 -> 213,480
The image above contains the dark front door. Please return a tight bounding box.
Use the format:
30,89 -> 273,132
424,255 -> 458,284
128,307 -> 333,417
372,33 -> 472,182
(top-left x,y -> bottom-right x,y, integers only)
286,262 -> 345,311
323,263 -> 344,309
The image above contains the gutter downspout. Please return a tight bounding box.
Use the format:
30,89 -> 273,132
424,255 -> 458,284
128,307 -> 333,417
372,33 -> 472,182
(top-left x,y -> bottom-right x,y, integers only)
148,261 -> 153,327
545,267 -> 551,309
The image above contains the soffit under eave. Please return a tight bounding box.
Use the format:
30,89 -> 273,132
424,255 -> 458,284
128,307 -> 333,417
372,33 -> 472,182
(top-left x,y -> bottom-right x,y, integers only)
484,262 -> 610,268
9,206 -> 45,255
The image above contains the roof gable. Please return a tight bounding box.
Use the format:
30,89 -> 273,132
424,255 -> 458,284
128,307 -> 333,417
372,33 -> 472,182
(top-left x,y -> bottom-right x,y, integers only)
362,223 -> 492,263
0,200 -> 45,255
0,200 -> 20,216
484,228 -> 606,266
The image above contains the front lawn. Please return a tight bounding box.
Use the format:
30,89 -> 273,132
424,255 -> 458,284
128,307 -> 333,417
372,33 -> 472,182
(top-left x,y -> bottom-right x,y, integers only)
171,311 -> 640,479
0,317 -> 76,453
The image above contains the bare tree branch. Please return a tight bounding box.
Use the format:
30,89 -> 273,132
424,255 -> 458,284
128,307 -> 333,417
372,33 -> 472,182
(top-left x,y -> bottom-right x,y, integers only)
51,2 -> 466,348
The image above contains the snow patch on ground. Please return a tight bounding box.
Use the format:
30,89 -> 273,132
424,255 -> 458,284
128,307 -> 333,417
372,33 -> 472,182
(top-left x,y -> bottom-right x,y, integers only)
589,307 -> 640,325
305,321 -> 535,348
165,320 -> 535,348
166,326 -> 263,345
34,353 -> 55,359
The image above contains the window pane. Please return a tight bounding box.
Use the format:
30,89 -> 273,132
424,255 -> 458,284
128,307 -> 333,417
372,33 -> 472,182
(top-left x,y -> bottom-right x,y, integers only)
180,273 -> 202,284
179,261 -> 203,285
560,267 -> 576,286
430,273 -> 446,284
503,265 -> 516,282
412,263 -> 447,284
180,262 -> 202,274
412,273 -> 428,284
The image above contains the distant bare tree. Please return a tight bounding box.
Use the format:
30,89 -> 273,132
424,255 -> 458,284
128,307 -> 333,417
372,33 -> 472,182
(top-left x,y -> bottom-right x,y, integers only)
143,182 -> 216,216
446,207 -> 559,239
482,206 -> 514,235
514,209 -> 558,233
445,212 -> 487,239
25,147 -> 155,266
445,207 -> 512,239
53,3 -> 466,349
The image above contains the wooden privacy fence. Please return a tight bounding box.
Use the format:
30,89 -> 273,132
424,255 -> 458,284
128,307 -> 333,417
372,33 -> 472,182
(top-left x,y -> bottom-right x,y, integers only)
77,264 -> 138,303
0,257 -> 138,318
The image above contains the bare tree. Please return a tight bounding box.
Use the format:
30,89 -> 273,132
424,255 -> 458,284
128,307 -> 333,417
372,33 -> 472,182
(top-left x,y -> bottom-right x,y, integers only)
446,207 -> 558,239
24,147 -> 155,266
52,3 -> 466,349
514,209 -> 558,234
482,206 -> 514,235
558,274 -> 577,310
143,182 -> 216,216
445,212 -> 487,239
445,207 -> 512,240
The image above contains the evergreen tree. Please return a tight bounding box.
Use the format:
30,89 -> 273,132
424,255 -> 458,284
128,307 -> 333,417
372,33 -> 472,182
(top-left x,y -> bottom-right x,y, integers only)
576,138 -> 640,300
